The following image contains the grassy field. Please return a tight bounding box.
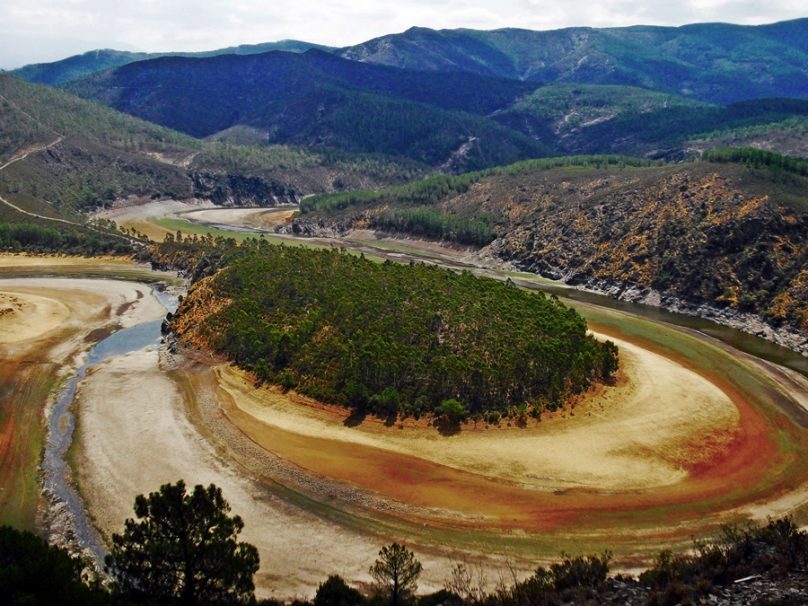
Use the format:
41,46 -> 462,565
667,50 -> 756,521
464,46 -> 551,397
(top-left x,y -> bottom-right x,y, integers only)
0,361 -> 56,529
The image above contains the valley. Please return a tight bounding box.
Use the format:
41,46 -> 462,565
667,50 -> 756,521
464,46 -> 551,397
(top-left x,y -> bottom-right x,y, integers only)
2,12 -> 808,605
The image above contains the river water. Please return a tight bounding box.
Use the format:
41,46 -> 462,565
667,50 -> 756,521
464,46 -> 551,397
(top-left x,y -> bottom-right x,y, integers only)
42,287 -> 177,567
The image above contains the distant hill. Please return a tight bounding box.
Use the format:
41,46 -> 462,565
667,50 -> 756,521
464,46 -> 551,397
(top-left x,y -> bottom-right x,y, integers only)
339,19 -> 808,104
492,84 -> 808,157
66,50 -> 548,171
64,39 -> 808,167
11,40 -> 332,86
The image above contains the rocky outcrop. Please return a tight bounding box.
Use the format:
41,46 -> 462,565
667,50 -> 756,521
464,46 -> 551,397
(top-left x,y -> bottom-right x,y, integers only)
191,172 -> 298,207
294,161 -> 808,356
508,256 -> 808,355
483,167 -> 808,355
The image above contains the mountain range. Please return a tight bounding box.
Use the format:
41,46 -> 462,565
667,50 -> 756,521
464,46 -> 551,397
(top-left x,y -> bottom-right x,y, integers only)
3,18 -> 805,173
0,74 -> 425,224
1,18 -> 807,350
10,41 -> 332,86
14,18 -> 808,104
339,20 -> 808,104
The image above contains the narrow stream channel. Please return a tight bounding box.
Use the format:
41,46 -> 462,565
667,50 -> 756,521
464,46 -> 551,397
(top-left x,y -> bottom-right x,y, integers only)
42,286 -> 178,567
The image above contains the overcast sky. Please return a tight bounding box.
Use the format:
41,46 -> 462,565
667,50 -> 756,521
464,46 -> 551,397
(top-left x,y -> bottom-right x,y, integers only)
1,0 -> 805,69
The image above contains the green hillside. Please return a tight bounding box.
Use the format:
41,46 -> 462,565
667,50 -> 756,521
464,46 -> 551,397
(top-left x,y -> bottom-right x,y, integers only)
294,153 -> 808,340
65,50 -> 548,171
493,85 -> 808,157
0,75 -> 428,222
167,240 -> 618,419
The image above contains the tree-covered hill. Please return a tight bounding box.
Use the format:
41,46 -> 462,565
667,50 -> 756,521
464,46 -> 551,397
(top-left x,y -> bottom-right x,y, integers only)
339,19 -> 808,104
63,48 -> 808,165
492,85 -> 808,158
291,153 -> 808,353
65,50 -> 548,171
166,240 -> 618,419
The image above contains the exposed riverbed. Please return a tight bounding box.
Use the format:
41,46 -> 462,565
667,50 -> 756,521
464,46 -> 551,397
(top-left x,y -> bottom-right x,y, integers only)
2,240 -> 807,599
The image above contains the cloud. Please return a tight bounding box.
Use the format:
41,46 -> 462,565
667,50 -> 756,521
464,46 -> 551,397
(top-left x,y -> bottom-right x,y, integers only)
0,0 -> 805,69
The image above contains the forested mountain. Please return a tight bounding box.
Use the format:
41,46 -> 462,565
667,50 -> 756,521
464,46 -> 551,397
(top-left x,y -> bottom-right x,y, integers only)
339,19 -> 808,104
0,74 -> 430,254
492,85 -> 808,157
11,40 -> 332,86
66,50 -> 547,171
292,152 -> 808,353
64,45 -> 808,166
17,18 -> 808,104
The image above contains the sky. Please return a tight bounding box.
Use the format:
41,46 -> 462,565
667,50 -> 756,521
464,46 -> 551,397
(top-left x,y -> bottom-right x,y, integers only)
1,0 -> 806,69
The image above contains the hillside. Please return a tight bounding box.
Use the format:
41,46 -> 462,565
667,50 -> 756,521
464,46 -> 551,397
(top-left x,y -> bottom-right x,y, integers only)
291,154 -> 808,354
64,46 -> 808,165
494,86 -> 808,157
65,50 -> 548,171
0,75 -> 428,226
339,19 -> 808,104
690,116 -> 808,158
11,41 -> 332,86
163,239 -> 618,419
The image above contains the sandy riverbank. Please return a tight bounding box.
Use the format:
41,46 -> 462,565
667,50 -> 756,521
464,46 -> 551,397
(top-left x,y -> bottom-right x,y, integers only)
95,200 -> 295,242
216,333 -> 737,493
74,347 -> 482,598
183,206 -> 296,230
4,254 -> 805,599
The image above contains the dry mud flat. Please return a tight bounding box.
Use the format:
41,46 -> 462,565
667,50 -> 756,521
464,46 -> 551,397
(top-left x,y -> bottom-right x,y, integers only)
74,323 -> 808,598
207,329 -> 808,544
0,256 -> 169,529
74,349 -> 473,598
215,334 -> 738,495
95,200 -> 296,242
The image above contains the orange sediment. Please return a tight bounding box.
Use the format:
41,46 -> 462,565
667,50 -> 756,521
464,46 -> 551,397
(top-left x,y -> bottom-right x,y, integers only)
208,323 -> 807,547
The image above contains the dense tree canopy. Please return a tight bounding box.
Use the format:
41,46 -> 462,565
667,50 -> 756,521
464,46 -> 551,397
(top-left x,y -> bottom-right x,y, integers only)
169,240 -> 618,419
0,525 -> 108,606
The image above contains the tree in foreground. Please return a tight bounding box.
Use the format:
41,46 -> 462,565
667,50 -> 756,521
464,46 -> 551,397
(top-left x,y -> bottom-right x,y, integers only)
369,543 -> 422,606
105,480 -> 260,606
314,574 -> 365,606
0,525 -> 107,606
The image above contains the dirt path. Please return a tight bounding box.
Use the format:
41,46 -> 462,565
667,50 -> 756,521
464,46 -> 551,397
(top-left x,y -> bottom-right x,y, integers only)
0,136 -> 82,225
0,136 -> 134,244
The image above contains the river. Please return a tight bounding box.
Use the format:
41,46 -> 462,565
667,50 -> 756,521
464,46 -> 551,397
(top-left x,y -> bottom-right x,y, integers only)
42,287 -> 177,568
